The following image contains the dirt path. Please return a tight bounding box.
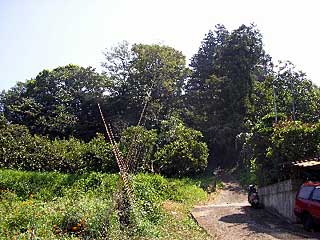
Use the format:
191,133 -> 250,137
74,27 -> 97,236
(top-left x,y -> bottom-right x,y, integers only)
191,173 -> 320,240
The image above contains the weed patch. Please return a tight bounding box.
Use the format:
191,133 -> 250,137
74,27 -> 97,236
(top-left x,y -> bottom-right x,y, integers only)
0,169 -> 212,239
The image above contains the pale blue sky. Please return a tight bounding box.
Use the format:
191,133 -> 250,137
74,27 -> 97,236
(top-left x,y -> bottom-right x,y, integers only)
1,0 -> 320,91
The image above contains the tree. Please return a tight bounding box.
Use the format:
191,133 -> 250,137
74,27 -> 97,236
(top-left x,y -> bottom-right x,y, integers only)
129,44 -> 189,125
185,24 -> 266,167
213,24 -> 264,118
248,61 -> 320,124
273,61 -> 319,122
154,116 -> 208,176
102,41 -> 133,97
102,43 -> 190,131
186,25 -> 229,117
0,114 -> 7,128
248,75 -> 274,121
190,24 -> 229,83
1,64 -> 110,139
241,119 -> 320,186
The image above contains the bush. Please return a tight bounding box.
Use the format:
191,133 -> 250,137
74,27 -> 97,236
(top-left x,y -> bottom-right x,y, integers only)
154,117 -> 208,177
241,119 -> 320,186
120,126 -> 158,172
0,170 -> 120,239
109,117 -> 208,177
0,169 -> 119,200
0,169 -> 209,239
0,117 -> 209,177
0,124 -> 117,173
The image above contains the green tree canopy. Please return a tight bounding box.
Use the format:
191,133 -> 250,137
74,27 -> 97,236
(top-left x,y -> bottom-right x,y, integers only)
154,116 -> 208,177
248,61 -> 320,123
1,64 -> 110,139
102,43 -> 190,131
185,24 -> 266,167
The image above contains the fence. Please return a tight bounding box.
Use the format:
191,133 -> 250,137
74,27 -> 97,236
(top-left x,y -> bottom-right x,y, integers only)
258,179 -> 303,222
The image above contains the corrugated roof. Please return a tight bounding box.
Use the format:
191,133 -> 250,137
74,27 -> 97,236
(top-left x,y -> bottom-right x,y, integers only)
292,157 -> 320,168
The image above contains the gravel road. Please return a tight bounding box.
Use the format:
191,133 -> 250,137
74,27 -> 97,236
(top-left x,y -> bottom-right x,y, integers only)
191,173 -> 320,240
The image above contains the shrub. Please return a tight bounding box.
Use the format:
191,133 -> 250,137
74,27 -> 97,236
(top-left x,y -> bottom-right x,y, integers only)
241,119 -> 320,186
120,126 -> 157,172
133,174 -> 165,224
154,117 -> 208,177
0,118 -> 209,177
0,169 -> 209,239
0,169 -> 119,200
84,134 -> 118,172
0,124 -> 116,173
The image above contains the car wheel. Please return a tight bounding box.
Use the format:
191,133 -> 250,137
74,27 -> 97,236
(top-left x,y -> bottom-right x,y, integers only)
302,213 -> 314,231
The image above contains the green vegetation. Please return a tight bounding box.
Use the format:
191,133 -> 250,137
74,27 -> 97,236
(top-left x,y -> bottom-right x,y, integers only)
0,116 -> 208,177
0,169 -> 210,239
240,116 -> 320,186
1,24 -> 319,169
0,22 -> 319,238
0,65 -> 109,140
120,117 -> 208,176
186,24 -> 265,166
154,117 -> 208,176
120,126 -> 158,173
0,124 -> 117,173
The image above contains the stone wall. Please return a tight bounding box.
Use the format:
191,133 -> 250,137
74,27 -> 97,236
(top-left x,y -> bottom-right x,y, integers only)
258,179 -> 303,222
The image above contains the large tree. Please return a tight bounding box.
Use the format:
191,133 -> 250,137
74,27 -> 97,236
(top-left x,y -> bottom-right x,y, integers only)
101,43 -> 189,131
1,64 -> 110,139
273,61 -> 319,122
248,61 -> 320,123
102,41 -> 133,97
185,24 -> 266,167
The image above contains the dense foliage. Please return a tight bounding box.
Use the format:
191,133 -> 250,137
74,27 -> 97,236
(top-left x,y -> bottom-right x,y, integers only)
0,118 -> 208,176
240,117 -> 320,186
0,22 -> 319,179
185,24 -> 319,168
120,126 -> 158,173
120,117 -> 208,176
154,117 -> 208,176
185,24 -> 266,166
0,123 -> 117,173
101,42 -> 189,133
248,61 -> 320,123
0,169 -> 210,239
0,65 -> 109,140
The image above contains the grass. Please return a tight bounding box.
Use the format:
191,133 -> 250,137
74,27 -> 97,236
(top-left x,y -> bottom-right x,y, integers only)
0,169 -> 213,239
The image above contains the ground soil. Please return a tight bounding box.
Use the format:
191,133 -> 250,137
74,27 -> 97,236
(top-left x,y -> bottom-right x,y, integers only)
191,171 -> 320,240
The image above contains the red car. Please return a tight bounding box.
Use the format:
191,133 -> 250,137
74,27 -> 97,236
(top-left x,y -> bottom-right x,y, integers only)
294,181 -> 320,231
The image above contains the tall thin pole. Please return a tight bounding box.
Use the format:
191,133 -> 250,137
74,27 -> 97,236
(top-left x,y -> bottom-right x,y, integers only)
273,84 -> 278,123
97,103 -> 134,206
290,78 -> 296,121
125,89 -> 152,171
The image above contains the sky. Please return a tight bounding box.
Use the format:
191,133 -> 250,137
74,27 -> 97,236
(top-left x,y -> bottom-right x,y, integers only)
1,0 -> 320,91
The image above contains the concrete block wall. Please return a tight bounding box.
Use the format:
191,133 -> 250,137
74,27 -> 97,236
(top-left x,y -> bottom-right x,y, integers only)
258,179 -> 303,222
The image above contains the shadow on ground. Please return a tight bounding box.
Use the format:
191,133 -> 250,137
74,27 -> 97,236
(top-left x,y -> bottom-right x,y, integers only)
222,179 -> 246,194
219,206 -> 320,239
